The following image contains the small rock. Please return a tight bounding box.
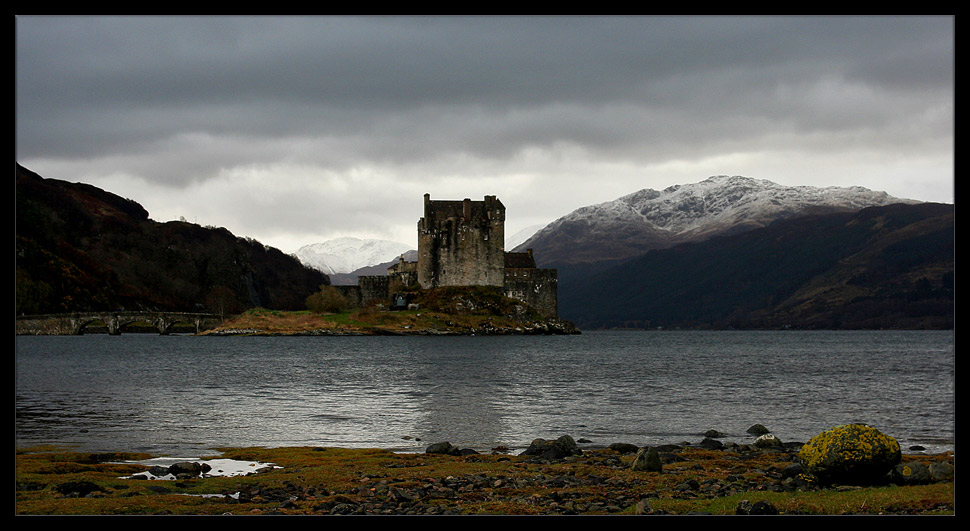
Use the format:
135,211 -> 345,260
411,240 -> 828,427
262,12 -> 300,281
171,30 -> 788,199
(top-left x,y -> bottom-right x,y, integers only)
751,500 -> 779,514
609,442 -> 640,454
929,460 -> 954,482
675,479 -> 700,491
737,499 -> 779,515
169,461 -> 209,477
746,424 -> 771,436
148,465 -> 170,477
781,462 -> 803,479
699,437 -> 723,450
754,434 -> 783,448
520,435 -> 580,460
630,447 -> 663,472
55,481 -> 103,497
892,462 -> 932,485
425,442 -> 462,456
656,443 -> 685,452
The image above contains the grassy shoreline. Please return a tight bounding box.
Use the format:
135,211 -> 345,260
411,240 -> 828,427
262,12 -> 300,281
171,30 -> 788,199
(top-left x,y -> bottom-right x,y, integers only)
200,307 -> 581,336
16,443 -> 954,516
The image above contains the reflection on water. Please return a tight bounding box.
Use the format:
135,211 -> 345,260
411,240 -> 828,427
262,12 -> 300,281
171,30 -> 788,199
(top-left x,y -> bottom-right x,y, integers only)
16,331 -> 954,455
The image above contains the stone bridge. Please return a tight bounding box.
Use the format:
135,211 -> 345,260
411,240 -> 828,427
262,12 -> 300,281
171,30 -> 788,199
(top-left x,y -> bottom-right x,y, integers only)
16,312 -> 224,336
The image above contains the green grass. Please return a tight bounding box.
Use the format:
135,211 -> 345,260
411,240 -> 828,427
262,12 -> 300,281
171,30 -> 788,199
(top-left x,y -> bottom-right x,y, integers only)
647,483 -> 954,515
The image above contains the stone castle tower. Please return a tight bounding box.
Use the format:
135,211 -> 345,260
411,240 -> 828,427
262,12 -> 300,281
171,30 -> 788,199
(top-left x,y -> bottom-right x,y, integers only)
418,194 -> 505,289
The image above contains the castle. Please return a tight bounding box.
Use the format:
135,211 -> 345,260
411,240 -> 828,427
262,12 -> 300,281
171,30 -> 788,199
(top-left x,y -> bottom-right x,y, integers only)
337,194 -> 559,318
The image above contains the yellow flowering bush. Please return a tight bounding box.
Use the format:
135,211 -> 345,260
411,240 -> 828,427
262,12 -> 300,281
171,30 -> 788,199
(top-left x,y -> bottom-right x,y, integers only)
798,424 -> 901,485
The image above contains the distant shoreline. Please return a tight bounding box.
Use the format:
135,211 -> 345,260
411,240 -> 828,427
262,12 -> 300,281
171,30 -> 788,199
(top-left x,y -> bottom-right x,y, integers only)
198,308 -> 582,336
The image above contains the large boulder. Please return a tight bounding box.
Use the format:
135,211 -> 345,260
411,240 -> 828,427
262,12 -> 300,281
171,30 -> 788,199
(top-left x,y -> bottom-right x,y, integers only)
797,424 -> 901,485
520,435 -> 580,460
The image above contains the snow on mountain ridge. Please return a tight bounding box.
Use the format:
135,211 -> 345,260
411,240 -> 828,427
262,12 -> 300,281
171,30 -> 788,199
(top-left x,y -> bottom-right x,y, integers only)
294,237 -> 412,275
518,175 -> 920,261
554,175 -> 912,235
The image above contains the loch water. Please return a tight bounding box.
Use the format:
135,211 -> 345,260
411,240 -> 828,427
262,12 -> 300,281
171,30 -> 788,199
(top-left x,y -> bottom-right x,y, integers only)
15,330 -> 954,456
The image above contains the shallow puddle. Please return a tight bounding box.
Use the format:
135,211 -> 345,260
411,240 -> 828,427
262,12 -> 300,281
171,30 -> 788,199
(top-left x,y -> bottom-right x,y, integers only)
120,456 -> 279,480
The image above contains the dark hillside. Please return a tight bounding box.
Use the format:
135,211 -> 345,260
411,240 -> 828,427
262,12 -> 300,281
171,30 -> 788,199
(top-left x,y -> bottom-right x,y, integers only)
560,202 -> 953,330
16,164 -> 328,315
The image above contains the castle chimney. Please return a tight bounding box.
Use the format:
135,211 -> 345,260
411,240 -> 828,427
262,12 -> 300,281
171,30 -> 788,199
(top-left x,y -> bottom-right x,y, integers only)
463,198 -> 471,220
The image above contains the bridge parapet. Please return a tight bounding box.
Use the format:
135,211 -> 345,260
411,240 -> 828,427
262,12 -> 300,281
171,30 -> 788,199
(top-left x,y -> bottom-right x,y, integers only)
17,312 -> 223,335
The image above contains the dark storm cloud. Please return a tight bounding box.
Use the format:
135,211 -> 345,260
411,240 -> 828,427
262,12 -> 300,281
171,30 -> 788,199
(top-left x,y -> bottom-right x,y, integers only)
18,17 -> 951,153
15,16 -> 953,251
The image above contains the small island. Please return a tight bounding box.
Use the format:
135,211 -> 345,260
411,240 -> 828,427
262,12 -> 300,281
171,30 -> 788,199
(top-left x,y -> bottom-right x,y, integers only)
202,286 -> 580,336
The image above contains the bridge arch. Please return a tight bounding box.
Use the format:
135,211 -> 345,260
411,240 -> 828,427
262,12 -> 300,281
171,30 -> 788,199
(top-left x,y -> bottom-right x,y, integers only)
17,312 -> 223,336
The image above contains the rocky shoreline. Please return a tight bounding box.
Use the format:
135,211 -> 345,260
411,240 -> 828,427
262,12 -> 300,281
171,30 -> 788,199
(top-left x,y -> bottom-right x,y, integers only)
56,427 -> 949,516
271,436 -> 952,516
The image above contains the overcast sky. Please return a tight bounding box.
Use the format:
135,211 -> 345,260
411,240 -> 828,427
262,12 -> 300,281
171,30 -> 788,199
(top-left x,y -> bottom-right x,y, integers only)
16,15 -> 954,253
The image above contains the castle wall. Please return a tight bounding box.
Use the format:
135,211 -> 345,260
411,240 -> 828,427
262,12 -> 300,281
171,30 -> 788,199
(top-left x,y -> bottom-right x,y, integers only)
337,276 -> 392,309
504,267 -> 559,319
359,276 -> 391,306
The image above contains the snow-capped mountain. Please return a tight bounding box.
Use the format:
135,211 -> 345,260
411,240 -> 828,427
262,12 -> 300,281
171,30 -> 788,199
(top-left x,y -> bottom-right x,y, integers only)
294,237 -> 413,275
516,175 -> 920,265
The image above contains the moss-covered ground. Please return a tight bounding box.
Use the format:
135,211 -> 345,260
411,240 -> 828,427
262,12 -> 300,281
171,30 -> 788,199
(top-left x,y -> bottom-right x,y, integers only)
15,445 -> 953,516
